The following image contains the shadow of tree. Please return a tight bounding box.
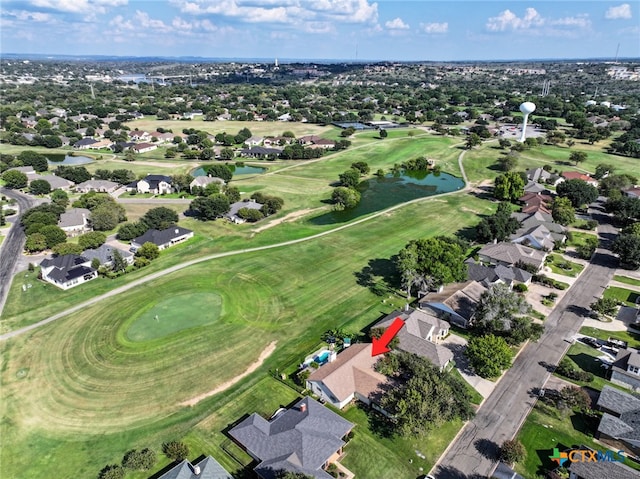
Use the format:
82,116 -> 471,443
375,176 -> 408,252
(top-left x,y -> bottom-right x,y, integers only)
432,464 -> 486,479
474,438 -> 500,460
354,257 -> 399,296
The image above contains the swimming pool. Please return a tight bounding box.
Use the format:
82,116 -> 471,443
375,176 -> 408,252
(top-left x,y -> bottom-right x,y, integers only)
315,351 -> 330,364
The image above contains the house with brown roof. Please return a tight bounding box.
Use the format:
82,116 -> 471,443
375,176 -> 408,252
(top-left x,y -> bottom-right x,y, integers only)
419,281 -> 488,328
131,142 -> 157,154
561,171 -> 598,187
306,343 -> 389,410
374,309 -> 453,370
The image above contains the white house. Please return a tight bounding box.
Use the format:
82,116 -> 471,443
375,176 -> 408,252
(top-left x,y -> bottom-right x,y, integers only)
40,254 -> 98,290
132,175 -> 173,194
58,208 -> 92,236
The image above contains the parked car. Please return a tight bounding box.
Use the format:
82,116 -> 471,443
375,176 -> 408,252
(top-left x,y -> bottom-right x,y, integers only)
607,338 -> 628,349
580,337 -> 601,348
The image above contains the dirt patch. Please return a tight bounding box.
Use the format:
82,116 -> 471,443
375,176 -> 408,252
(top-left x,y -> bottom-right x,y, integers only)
253,208 -> 324,233
179,341 -> 277,407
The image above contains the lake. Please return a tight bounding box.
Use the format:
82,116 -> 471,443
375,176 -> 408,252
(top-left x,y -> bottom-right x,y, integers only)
46,154 -> 94,165
310,170 -> 464,225
192,164 -> 267,177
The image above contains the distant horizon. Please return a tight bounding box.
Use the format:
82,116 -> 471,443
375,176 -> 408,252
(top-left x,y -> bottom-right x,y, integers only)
3,52 -> 639,65
1,1 -> 638,62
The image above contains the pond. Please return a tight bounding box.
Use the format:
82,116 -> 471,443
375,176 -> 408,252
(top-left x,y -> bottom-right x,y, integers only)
310,170 -> 464,225
192,163 -> 267,177
46,154 -> 94,165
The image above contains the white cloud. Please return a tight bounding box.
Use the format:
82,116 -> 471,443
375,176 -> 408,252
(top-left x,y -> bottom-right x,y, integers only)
551,15 -> 591,29
385,17 -> 409,30
134,10 -> 170,31
171,0 -> 378,25
486,7 -> 543,31
420,22 -> 448,34
5,10 -> 53,22
605,4 -> 632,19
29,0 -> 127,14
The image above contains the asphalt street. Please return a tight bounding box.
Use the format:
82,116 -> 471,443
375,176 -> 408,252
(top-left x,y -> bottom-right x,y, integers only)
433,203 -> 618,479
0,188 -> 37,315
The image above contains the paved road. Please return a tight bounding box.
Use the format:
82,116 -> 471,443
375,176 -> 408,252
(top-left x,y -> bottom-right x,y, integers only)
433,204 -> 618,479
0,188 -> 37,315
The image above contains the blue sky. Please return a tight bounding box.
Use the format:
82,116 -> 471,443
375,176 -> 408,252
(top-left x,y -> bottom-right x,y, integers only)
1,1 -> 638,61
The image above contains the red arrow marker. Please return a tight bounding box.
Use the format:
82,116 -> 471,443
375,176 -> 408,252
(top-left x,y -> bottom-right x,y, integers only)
371,317 -> 405,357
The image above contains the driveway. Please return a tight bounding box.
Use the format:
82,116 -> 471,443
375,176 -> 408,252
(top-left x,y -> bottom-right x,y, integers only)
443,333 -> 496,399
582,305 -> 639,332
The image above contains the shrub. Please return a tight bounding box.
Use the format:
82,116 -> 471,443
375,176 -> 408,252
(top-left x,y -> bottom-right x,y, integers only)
500,439 -> 525,464
513,283 -> 528,293
97,465 -> 125,479
556,358 -> 594,382
162,441 -> 189,462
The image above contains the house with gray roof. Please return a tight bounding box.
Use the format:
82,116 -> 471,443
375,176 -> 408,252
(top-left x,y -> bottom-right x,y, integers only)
82,244 -> 133,268
225,200 -> 263,224
597,386 -> 640,456
374,308 -> 453,370
477,242 -> 546,271
511,211 -> 567,242
239,146 -> 282,158
73,137 -> 99,149
568,459 -> 640,479
306,343 -> 390,409
30,174 -> 74,191
131,226 -> 194,251
58,207 -> 91,236
156,456 -> 232,479
40,254 -> 97,290
419,281 -> 488,328
189,176 -> 226,192
7,166 -> 36,176
526,167 -> 562,186
74,179 -> 120,194
465,260 -> 532,288
609,348 -> 640,391
510,224 -> 557,251
229,397 -> 354,479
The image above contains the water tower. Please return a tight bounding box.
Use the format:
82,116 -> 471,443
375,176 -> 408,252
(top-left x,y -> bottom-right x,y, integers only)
518,101 -> 536,142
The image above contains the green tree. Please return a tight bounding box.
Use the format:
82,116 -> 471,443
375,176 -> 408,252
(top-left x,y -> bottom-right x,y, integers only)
378,352 -> 474,437
1,170 -> 28,189
558,386 -> 591,412
224,186 -> 241,203
25,233 -> 47,252
500,439 -> 525,465
556,179 -> 598,208
111,249 -> 127,272
590,297 -> 618,317
78,231 -> 107,250
475,202 -> 520,242
190,195 -> 230,219
141,207 -> 179,230
203,164 -> 233,182
29,179 -> 51,195
17,150 -> 48,172
466,334 -> 513,378
51,189 -> 69,208
220,147 -> 235,160
122,448 -> 156,471
136,242 -> 160,261
236,208 -> 264,222
350,161 -> 370,175
493,171 -> 525,202
338,169 -> 360,188
395,237 -> 467,296
171,174 -> 192,193
465,133 -> 482,149
594,163 -> 614,180
39,224 -> 67,248
116,221 -> 147,241
52,242 -> 84,256
472,283 -> 533,344
91,204 -> 122,231
551,196 -> 575,226
331,186 -> 361,209
379,128 -> 388,139
161,441 -> 189,462
98,464 -> 125,479
569,151 -> 588,165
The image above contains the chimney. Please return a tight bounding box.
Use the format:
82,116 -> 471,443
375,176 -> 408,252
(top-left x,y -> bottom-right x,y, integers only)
299,402 -> 307,413
191,464 -> 201,475
175,228 -> 179,234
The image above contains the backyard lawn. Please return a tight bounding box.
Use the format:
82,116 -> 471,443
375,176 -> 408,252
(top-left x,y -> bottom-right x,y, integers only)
604,285 -> 640,307
613,275 -> 640,287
